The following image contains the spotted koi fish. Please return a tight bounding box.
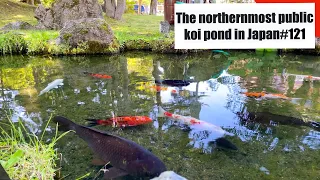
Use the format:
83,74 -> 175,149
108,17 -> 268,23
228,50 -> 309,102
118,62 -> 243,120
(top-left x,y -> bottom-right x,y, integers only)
86,116 -> 152,128
83,71 -> 112,79
157,106 -> 234,137
305,75 -> 320,81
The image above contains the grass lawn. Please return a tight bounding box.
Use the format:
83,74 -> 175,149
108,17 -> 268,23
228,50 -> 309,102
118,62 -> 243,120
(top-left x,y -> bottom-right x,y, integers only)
0,0 -> 37,27
0,0 -> 170,42
105,14 -> 171,43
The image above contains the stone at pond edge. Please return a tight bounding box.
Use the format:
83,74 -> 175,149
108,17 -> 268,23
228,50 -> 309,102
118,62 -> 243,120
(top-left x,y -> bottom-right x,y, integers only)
34,0 -> 103,30
159,21 -> 170,34
56,18 -> 120,54
0,21 -> 34,30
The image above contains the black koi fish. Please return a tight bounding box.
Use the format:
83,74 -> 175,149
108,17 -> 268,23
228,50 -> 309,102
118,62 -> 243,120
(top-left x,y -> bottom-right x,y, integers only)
155,80 -> 192,87
0,163 -> 11,180
52,116 -> 167,179
236,111 -> 320,131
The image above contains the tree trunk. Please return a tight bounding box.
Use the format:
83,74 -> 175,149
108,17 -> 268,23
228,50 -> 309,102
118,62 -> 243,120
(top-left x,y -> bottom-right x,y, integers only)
149,0 -> 157,15
138,0 -> 142,14
27,0 -> 34,5
104,0 -> 116,18
114,0 -> 126,20
104,0 -> 125,20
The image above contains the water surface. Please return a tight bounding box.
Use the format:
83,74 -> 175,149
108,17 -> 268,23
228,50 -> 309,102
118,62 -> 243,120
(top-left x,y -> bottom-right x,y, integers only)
0,51 -> 319,180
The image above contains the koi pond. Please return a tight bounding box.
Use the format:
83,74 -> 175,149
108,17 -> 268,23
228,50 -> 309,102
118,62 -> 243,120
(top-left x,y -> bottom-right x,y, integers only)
0,51 -> 320,180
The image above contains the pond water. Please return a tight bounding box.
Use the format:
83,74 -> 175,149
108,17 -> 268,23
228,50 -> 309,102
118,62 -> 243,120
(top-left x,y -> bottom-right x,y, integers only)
0,51 -> 320,180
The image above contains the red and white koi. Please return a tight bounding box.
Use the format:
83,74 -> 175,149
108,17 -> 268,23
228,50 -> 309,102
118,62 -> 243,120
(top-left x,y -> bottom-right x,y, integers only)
157,106 -> 234,136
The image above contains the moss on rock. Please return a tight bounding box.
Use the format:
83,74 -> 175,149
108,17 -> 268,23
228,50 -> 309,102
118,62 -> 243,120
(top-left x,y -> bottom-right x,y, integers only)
57,18 -> 120,54
63,33 -> 72,41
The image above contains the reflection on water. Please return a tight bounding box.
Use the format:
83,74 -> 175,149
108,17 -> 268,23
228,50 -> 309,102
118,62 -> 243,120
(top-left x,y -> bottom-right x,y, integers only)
1,52 -> 320,179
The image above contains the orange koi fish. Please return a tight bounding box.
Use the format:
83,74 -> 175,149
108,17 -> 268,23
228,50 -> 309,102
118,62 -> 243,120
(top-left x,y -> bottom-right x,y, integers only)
83,72 -> 112,79
243,92 -> 289,100
151,85 -> 168,92
85,116 -> 152,128
244,92 -> 266,98
157,106 -> 234,137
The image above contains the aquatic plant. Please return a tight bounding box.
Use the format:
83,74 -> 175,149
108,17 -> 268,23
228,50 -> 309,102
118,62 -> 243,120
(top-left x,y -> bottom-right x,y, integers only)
0,115 -> 70,180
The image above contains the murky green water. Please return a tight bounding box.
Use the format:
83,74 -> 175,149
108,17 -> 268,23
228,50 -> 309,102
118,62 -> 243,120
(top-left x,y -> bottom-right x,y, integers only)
0,51 -> 320,180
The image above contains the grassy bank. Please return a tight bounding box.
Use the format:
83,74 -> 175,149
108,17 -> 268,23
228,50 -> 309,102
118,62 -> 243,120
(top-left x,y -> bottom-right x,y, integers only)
0,116 -> 69,179
0,0 -> 319,55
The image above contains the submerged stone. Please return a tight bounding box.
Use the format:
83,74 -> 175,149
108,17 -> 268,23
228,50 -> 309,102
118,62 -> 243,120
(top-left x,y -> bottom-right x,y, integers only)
259,166 -> 270,175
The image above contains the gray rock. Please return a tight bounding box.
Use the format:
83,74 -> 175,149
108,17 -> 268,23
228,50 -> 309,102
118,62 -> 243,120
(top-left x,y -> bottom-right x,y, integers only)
0,21 -> 34,30
56,18 -> 119,54
316,37 -> 320,46
34,0 -> 103,30
34,4 -> 55,29
159,21 -> 170,34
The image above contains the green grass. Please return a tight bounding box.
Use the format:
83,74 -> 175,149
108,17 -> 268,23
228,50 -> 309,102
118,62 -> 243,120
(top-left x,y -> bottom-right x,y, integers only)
0,115 -> 70,180
0,0 -> 37,27
105,14 -> 173,43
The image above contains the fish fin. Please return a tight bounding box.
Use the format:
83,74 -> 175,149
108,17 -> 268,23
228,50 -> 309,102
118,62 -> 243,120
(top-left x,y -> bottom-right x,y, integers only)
155,79 -> 162,84
85,119 -> 100,127
310,121 -> 320,128
157,106 -> 166,118
91,158 -> 108,166
210,137 -> 238,150
52,116 -> 77,132
38,91 -> 44,96
103,167 -> 128,180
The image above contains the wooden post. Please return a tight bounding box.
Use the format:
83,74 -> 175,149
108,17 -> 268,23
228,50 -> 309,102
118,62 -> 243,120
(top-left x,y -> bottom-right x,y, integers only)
164,0 -> 176,25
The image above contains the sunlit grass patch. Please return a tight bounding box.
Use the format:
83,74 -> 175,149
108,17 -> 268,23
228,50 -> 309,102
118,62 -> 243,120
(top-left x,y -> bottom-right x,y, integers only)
105,14 -> 172,43
0,115 -> 70,180
0,0 -> 37,27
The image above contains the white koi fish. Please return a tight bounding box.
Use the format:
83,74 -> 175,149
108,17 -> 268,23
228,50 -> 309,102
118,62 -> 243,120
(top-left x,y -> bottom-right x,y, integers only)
157,106 -> 234,137
38,79 -> 64,96
151,171 -> 187,180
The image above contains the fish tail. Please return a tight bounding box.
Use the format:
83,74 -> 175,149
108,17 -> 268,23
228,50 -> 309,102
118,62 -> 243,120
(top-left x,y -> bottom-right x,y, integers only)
213,137 -> 238,150
83,71 -> 90,75
310,121 -> 320,128
157,106 -> 166,118
52,116 -> 77,132
85,119 -> 101,127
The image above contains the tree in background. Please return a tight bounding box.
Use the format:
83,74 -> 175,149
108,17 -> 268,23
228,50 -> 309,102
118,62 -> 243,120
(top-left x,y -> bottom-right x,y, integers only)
103,0 -> 126,20
149,0 -> 162,15
149,0 -> 157,15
